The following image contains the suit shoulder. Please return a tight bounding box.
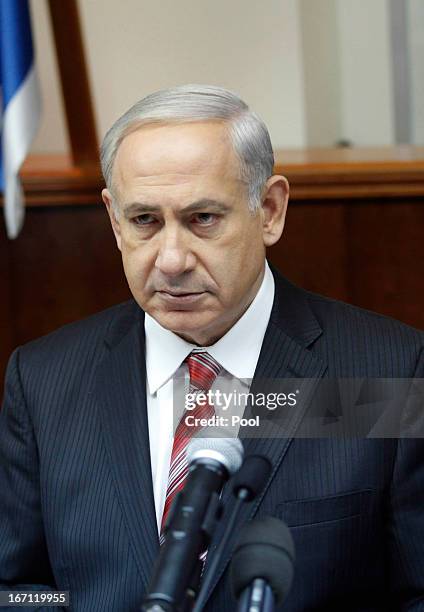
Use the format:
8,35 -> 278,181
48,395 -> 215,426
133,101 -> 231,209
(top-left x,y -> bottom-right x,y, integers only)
306,289 -> 423,339
271,265 -> 423,345
302,289 -> 424,375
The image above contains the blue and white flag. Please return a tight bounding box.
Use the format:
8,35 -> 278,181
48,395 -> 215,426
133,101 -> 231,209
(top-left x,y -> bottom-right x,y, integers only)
0,0 -> 41,239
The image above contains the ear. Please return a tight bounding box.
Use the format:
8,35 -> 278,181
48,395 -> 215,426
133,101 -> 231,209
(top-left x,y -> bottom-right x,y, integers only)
102,188 -> 122,251
261,175 -> 289,247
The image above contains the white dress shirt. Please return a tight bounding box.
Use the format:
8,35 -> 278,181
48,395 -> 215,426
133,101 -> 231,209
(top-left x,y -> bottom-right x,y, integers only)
144,261 -> 275,531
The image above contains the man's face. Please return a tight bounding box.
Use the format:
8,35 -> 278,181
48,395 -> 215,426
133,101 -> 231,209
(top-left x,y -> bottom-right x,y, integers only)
103,121 -> 287,345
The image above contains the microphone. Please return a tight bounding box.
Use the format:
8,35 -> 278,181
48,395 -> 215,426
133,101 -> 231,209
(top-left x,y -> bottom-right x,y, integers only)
192,455 -> 272,612
142,435 -> 244,612
231,516 -> 295,612
232,455 -> 272,502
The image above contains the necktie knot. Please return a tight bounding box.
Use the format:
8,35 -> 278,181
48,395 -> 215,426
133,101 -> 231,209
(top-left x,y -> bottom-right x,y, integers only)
185,350 -> 221,392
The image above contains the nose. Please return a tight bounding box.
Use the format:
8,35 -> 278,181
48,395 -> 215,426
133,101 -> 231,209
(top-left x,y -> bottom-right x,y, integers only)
155,228 -> 196,277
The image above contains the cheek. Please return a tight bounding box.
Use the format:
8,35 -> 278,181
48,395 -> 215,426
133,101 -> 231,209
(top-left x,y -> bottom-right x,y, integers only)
219,238 -> 264,295
210,254 -> 255,303
121,247 -> 151,287
220,230 -> 263,272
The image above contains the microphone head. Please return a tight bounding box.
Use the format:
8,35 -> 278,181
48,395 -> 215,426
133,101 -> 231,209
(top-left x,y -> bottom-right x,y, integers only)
232,455 -> 272,501
187,434 -> 244,476
230,516 -> 295,607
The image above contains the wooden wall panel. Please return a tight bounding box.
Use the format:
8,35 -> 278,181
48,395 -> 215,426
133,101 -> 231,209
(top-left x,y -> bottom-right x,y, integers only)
2,198 -> 422,358
268,202 -> 350,301
345,199 -> 424,323
8,205 -> 130,345
1,148 -> 423,399
0,222 -> 14,379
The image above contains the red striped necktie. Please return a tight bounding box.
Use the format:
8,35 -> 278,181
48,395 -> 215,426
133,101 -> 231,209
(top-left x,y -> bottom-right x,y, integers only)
160,350 -> 222,538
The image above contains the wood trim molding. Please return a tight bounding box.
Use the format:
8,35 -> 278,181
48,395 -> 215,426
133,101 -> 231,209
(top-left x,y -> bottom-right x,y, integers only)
1,147 -> 423,208
0,155 -> 101,206
275,146 -> 424,200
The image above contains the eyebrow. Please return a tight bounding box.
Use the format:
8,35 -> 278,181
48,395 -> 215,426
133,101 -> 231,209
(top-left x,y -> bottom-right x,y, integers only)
122,199 -> 231,218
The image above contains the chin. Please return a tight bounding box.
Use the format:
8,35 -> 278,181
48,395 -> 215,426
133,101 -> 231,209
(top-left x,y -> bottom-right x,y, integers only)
156,310 -> 217,342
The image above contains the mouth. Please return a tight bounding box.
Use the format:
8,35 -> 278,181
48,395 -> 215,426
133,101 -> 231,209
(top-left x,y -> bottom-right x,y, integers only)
157,290 -> 207,306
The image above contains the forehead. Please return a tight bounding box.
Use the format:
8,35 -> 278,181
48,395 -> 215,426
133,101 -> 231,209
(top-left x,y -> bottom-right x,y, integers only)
112,121 -> 243,190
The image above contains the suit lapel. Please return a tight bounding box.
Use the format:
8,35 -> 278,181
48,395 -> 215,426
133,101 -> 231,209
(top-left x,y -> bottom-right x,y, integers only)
202,269 -> 328,604
95,302 -> 158,590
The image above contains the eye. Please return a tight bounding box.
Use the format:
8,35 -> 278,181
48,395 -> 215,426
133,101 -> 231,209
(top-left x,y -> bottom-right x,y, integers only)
133,213 -> 156,226
192,212 -> 216,225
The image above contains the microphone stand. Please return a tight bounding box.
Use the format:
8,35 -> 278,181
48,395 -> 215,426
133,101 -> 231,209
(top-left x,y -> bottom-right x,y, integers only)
192,490 -> 249,612
192,455 -> 272,612
237,579 -> 274,612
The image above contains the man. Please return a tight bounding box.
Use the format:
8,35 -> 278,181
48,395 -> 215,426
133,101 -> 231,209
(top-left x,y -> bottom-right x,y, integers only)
0,85 -> 423,611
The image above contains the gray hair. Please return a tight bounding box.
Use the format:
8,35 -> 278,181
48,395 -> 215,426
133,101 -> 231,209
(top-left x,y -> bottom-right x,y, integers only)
100,84 -> 274,214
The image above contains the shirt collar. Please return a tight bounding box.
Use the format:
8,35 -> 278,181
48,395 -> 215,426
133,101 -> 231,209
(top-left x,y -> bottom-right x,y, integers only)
144,261 -> 275,394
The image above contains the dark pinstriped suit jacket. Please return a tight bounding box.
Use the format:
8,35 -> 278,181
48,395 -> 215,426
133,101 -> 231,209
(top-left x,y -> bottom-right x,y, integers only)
1,268 -> 423,611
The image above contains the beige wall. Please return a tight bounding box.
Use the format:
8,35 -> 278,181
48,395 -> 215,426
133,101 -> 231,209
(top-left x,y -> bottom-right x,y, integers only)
300,0 -> 395,148
409,0 -> 424,144
31,0 -> 306,154
299,0 -> 343,147
30,0 -> 404,155
30,0 -> 68,154
337,0 -> 394,146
